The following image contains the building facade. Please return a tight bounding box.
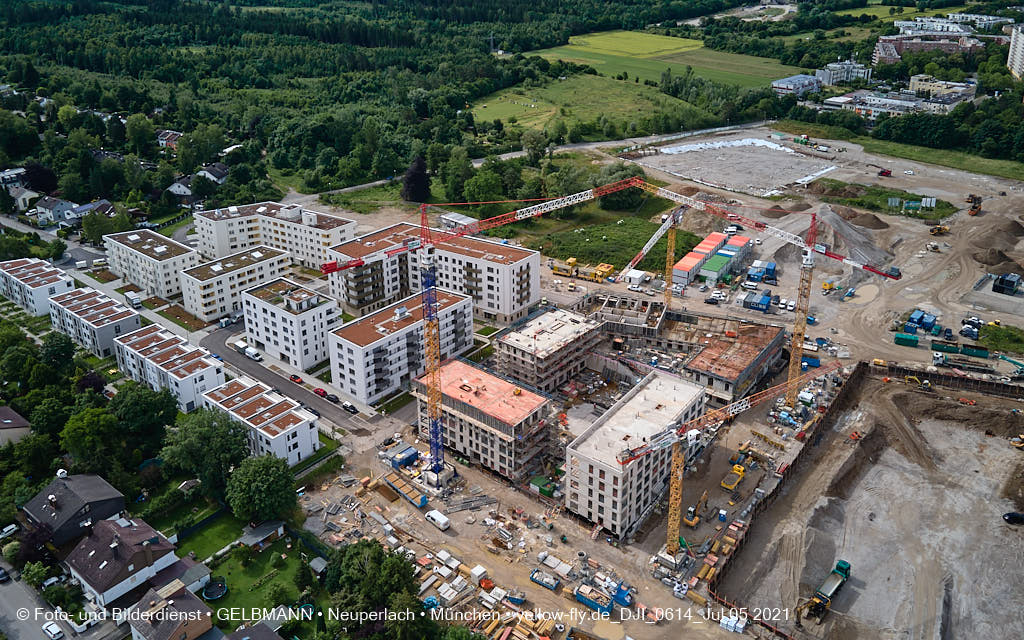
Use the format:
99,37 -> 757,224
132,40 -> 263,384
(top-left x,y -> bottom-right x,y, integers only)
326,223 -> 539,324
411,359 -> 552,481
1010,25 -> 1024,79
104,230 -> 199,298
770,74 -> 822,96
193,202 -> 357,268
494,308 -> 604,394
0,258 -> 75,315
815,59 -> 872,85
22,473 -> 125,547
565,371 -> 706,539
328,290 -> 473,405
873,34 -> 984,65
909,74 -> 975,97
242,278 -> 339,370
181,246 -> 290,322
49,288 -> 141,357
114,325 -> 225,412
202,376 -> 321,466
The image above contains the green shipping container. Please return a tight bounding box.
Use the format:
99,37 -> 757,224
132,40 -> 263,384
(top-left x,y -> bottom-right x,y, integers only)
931,340 -> 959,353
930,324 -> 942,336
959,345 -> 989,358
894,333 -> 919,347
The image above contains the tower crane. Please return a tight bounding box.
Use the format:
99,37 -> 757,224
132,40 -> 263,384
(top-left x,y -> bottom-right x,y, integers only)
321,176 -> 900,495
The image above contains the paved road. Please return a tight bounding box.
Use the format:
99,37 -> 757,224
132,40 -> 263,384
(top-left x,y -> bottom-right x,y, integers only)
0,573 -> 72,640
199,326 -> 373,436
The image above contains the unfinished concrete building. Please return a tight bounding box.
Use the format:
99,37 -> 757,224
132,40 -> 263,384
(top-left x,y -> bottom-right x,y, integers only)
494,308 -> 603,394
587,294 -> 666,342
683,323 -> 786,404
565,371 -> 706,539
411,359 -> 552,481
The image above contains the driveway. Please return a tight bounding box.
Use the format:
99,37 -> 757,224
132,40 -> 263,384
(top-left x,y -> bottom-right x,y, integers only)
199,326 -> 373,436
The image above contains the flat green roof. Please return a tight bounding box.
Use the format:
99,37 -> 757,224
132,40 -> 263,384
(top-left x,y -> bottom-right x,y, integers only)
701,255 -> 730,272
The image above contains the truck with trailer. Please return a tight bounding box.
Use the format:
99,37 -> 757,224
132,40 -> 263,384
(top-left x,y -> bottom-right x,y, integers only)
932,353 -> 995,374
796,560 -> 851,627
233,339 -> 249,354
574,585 -> 614,615
529,569 -> 560,591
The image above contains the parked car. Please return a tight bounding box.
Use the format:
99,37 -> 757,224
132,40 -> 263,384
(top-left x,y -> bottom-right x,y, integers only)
342,401 -> 359,415
325,393 -> 340,403
704,297 -> 719,305
699,284 -> 708,292
644,288 -> 655,296
754,238 -> 762,245
786,300 -> 796,311
627,284 -> 643,292
302,405 -> 321,418
1004,512 -> 1024,525
42,622 -> 64,640
0,566 -> 9,582
289,374 -> 303,384
210,353 -> 223,361
313,388 -> 328,398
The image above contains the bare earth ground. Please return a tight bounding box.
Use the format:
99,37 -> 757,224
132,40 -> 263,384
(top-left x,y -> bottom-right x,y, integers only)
718,379 -> 1024,640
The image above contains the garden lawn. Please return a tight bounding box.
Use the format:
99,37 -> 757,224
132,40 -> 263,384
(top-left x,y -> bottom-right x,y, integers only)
206,539 -> 327,631
175,514 -> 246,561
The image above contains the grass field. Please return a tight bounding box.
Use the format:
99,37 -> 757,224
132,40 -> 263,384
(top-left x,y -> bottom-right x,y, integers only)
175,514 -> 246,561
534,217 -> 699,274
532,30 -> 805,87
473,74 -> 710,132
835,4 -> 965,18
979,324 -> 1024,355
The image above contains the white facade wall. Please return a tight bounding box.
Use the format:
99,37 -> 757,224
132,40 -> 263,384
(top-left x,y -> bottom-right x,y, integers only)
69,549 -> 177,607
104,231 -> 198,298
329,292 -> 473,405
181,247 -> 290,322
49,288 -> 141,358
1010,25 -> 1024,80
242,279 -> 339,370
0,258 -> 75,315
114,326 -> 225,412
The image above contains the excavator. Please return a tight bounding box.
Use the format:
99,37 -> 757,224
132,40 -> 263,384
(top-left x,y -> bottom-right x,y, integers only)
928,225 -> 949,235
904,375 -> 932,391
966,194 -> 982,216
683,490 -> 708,528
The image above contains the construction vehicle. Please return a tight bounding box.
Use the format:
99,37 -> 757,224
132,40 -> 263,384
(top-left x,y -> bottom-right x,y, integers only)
926,242 -> 940,252
928,225 -> 949,235
958,398 -> 977,406
721,464 -> 746,491
905,375 -> 932,391
795,560 -> 851,627
878,168 -> 892,177
551,257 -> 577,277
822,280 -> 837,292
1011,435 -> 1024,449
683,490 -> 708,528
871,358 -> 887,367
577,262 -> 614,282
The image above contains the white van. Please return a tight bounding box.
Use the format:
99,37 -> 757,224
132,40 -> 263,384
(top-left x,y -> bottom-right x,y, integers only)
425,510 -> 450,531
725,225 -> 739,235
0,523 -> 18,540
740,282 -> 759,291
91,258 -> 107,267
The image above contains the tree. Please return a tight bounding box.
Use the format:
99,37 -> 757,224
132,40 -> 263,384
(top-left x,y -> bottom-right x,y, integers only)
521,130 -> 548,165
265,583 -> 290,607
2,541 -> 20,564
294,562 -> 315,593
109,383 -> 177,458
400,156 -> 430,202
386,591 -> 434,640
48,239 -> 66,260
125,114 -> 154,156
442,146 -> 473,201
81,211 -> 113,245
425,143 -> 448,175
21,561 -> 49,588
60,408 -> 119,472
14,433 -> 59,479
462,171 -> 504,216
30,398 -> 71,437
594,162 -> 645,210
190,174 -> 217,199
0,187 -> 14,215
40,332 -> 75,370
161,409 -> 249,501
106,117 -> 125,148
226,455 -> 297,522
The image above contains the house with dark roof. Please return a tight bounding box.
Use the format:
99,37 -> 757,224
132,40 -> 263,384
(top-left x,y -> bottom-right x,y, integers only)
225,623 -> 283,640
197,162 -> 229,185
72,199 -> 116,220
8,185 -> 40,212
22,473 -> 125,546
166,176 -> 195,202
128,583 -> 222,640
0,406 -> 30,445
35,196 -> 78,224
156,129 -> 182,150
65,518 -> 177,606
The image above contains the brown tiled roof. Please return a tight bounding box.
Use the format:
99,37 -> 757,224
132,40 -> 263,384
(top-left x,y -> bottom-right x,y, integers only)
332,290 -> 468,347
329,222 -> 533,264
67,519 -> 175,592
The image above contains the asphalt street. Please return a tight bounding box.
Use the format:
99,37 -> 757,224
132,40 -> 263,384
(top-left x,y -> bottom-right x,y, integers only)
0,573 -> 72,640
199,325 -> 372,436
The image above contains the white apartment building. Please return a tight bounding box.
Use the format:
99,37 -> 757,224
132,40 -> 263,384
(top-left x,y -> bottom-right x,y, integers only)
328,290 -> 473,405
242,278 -> 339,370
1010,25 -> 1024,80
104,230 -> 198,298
193,202 -> 357,267
181,246 -> 290,322
0,258 -> 75,315
565,371 -> 706,539
411,359 -> 551,481
202,376 -> 321,466
49,288 -> 141,357
114,325 -> 225,412
326,222 -> 540,324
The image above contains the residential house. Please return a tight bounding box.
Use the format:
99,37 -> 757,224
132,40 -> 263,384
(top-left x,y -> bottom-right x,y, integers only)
0,406 -> 30,445
0,167 -> 26,189
35,196 -> 78,225
167,176 -> 194,202
0,258 -> 76,316
65,518 -> 178,606
128,585 -> 222,640
197,162 -> 230,185
22,473 -> 126,546
156,129 -> 182,150
8,186 -> 40,212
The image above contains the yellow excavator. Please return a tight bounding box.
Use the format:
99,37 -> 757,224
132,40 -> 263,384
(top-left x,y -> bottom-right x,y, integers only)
904,375 -> 932,391
928,225 -> 949,235
683,490 -> 708,528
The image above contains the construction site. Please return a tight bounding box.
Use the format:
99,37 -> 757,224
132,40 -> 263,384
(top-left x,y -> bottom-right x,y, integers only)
304,124 -> 1024,640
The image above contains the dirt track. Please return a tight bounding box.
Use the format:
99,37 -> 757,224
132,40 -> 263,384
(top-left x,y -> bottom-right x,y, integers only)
718,379 -> 1024,639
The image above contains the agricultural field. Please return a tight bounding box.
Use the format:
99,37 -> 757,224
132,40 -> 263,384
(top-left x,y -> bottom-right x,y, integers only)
532,30 -> 805,87
472,74 -> 711,132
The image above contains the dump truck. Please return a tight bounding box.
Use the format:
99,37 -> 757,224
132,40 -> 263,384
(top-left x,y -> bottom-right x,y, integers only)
530,569 -> 560,591
928,225 -> 949,235
721,464 -> 745,491
795,560 -> 851,627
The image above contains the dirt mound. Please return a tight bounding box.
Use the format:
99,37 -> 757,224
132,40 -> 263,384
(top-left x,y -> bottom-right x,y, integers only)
891,391 -> 1024,438
825,426 -> 889,500
850,213 -> 889,230
807,180 -> 864,198
971,218 -> 1024,253
973,248 -> 1014,266
762,205 -> 790,219
674,185 -> 699,197
788,201 -> 812,212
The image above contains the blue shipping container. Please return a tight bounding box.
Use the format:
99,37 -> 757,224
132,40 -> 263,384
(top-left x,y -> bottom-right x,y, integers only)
920,314 -> 936,330
765,262 -> 777,276
904,322 -> 918,334
747,272 -> 762,282
390,446 -> 419,469
909,310 -> 924,325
